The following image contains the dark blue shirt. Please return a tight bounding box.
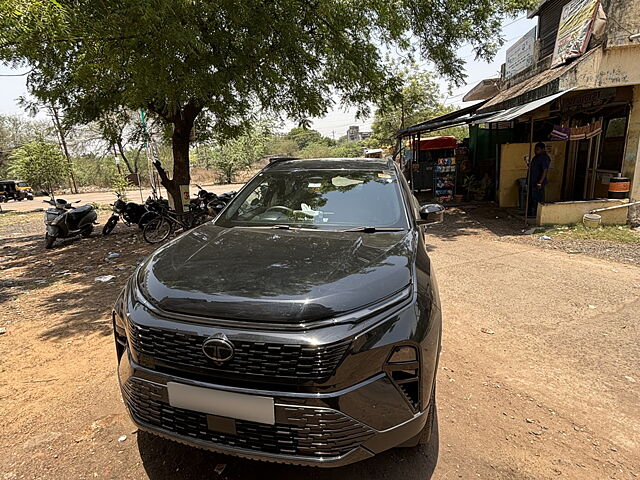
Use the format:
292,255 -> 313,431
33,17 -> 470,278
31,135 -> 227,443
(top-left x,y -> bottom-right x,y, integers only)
530,153 -> 551,186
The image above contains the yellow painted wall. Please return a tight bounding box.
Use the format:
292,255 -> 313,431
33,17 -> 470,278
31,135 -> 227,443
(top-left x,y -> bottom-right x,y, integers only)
499,142 -> 567,207
538,199 -> 629,225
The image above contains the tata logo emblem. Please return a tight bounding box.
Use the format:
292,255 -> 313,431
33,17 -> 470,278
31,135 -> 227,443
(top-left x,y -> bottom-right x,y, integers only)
202,334 -> 234,363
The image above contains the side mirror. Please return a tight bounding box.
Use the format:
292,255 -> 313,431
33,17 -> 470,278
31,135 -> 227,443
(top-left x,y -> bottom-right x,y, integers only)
418,204 -> 444,225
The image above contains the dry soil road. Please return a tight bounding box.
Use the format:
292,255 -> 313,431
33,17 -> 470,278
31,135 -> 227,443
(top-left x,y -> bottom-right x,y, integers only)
0,211 -> 638,479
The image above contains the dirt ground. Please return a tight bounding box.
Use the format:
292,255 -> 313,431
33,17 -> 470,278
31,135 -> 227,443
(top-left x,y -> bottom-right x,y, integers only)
1,207 -> 639,479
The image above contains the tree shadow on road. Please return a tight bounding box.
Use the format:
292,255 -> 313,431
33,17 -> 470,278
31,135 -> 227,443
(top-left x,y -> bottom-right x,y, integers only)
137,411 -> 439,480
0,223 -> 155,341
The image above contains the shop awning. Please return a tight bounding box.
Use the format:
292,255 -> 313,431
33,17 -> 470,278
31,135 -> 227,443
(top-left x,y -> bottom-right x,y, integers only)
396,100 -> 492,137
476,89 -> 573,124
412,136 -> 458,150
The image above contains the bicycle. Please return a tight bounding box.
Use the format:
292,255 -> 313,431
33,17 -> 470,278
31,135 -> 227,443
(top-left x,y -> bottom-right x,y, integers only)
142,206 -> 209,244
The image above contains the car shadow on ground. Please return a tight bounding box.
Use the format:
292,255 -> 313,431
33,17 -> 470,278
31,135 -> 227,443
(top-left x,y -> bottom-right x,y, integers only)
137,411 -> 439,480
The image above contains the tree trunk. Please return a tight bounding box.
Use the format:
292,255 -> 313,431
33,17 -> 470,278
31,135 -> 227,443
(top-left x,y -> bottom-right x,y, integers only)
149,102 -> 202,212
50,106 -> 78,194
170,121 -> 191,211
153,117 -> 193,212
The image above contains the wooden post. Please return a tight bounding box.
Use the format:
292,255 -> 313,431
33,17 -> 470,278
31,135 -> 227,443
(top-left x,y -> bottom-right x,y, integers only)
524,118 -> 534,228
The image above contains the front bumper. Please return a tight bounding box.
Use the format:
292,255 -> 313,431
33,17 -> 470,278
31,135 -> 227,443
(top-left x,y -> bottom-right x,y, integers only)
114,271 -> 441,467
118,353 -> 430,467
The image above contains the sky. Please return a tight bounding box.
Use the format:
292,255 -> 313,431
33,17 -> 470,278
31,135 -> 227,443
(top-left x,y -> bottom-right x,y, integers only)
0,15 -> 537,138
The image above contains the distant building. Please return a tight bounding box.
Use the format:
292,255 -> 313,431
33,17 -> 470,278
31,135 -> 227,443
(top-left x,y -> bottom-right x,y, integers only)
346,126 -> 372,142
346,126 -> 360,142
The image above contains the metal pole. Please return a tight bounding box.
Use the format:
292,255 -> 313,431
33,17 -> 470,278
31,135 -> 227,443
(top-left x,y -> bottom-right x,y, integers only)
137,173 -> 144,202
410,135 -> 415,191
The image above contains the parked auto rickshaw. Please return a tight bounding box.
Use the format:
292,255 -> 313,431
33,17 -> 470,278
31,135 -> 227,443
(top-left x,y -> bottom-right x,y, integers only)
0,180 -> 34,201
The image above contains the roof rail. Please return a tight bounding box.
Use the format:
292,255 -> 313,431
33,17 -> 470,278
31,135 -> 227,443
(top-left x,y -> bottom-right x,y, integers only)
265,156 -> 300,165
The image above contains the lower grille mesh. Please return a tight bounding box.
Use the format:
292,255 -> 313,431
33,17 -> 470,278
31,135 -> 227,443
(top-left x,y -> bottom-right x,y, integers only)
123,378 -> 375,458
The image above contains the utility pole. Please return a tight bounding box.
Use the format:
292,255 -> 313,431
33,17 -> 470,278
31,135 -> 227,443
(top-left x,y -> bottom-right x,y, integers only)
50,105 -> 78,194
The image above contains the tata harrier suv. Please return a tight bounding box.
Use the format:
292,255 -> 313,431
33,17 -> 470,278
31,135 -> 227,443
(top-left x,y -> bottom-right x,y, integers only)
113,158 -> 443,467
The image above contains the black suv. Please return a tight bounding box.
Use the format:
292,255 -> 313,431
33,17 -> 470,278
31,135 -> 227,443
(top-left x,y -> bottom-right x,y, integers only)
113,158 -> 443,467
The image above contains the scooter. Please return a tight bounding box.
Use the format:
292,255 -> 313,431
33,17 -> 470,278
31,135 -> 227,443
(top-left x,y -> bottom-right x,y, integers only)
43,198 -> 98,249
102,194 -> 150,235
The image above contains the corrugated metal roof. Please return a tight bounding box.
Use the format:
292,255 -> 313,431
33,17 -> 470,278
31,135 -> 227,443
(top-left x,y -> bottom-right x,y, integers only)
478,48 -> 598,111
463,79 -> 501,102
476,89 -> 574,123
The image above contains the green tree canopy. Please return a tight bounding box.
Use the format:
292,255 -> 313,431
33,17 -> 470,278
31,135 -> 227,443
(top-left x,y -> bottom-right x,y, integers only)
8,141 -> 69,193
371,69 -> 471,153
285,127 -> 333,150
210,123 -> 272,184
1,0 -> 531,208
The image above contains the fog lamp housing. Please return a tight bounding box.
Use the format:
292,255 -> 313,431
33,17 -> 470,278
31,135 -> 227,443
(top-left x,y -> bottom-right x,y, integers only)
385,345 -> 421,411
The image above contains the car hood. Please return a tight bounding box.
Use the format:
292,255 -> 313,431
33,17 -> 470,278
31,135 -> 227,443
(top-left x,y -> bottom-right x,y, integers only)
138,224 -> 414,324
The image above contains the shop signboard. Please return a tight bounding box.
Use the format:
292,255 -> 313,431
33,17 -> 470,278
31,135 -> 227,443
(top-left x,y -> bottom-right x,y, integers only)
505,27 -> 537,79
551,0 -> 599,68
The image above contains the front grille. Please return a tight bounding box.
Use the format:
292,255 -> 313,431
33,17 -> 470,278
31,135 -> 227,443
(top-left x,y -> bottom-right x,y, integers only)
127,322 -> 350,381
123,378 -> 374,458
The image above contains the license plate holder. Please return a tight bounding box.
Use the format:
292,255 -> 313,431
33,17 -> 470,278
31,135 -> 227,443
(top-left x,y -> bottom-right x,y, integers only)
167,382 -> 275,425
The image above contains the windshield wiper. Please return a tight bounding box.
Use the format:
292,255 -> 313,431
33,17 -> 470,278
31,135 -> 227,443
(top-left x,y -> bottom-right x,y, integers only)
340,226 -> 406,233
237,224 -> 312,231
235,224 -> 290,230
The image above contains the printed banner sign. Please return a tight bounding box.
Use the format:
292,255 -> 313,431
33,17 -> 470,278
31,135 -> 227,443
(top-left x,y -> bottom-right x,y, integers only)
551,0 -> 599,68
505,27 -> 537,79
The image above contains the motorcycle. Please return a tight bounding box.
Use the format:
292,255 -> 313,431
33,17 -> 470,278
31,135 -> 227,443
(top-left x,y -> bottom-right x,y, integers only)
102,194 -> 150,235
43,198 -> 98,249
137,196 -> 169,226
207,190 -> 237,217
188,185 -> 219,213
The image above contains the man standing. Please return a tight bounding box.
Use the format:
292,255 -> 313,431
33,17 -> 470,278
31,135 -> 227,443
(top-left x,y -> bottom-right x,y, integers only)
528,142 -> 551,218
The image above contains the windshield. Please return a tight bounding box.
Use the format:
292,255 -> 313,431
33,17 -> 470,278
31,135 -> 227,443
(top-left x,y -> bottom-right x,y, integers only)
217,168 -> 408,230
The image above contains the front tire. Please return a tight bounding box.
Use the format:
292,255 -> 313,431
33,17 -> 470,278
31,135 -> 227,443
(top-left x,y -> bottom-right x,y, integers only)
45,233 -> 56,249
138,211 -> 158,230
102,216 -> 119,235
143,217 -> 172,244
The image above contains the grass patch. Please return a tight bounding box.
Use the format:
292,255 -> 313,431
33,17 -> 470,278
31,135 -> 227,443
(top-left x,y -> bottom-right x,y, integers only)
544,223 -> 640,243
0,211 -> 43,227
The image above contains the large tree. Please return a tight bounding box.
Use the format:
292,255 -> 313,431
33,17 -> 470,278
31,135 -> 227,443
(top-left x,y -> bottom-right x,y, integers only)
1,0 -> 531,209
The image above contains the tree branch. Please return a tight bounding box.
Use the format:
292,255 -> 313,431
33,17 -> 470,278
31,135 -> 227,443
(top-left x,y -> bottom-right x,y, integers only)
153,160 -> 170,184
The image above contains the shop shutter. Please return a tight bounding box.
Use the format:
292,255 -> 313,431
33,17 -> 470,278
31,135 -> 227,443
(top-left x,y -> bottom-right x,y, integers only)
537,0 -> 573,59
